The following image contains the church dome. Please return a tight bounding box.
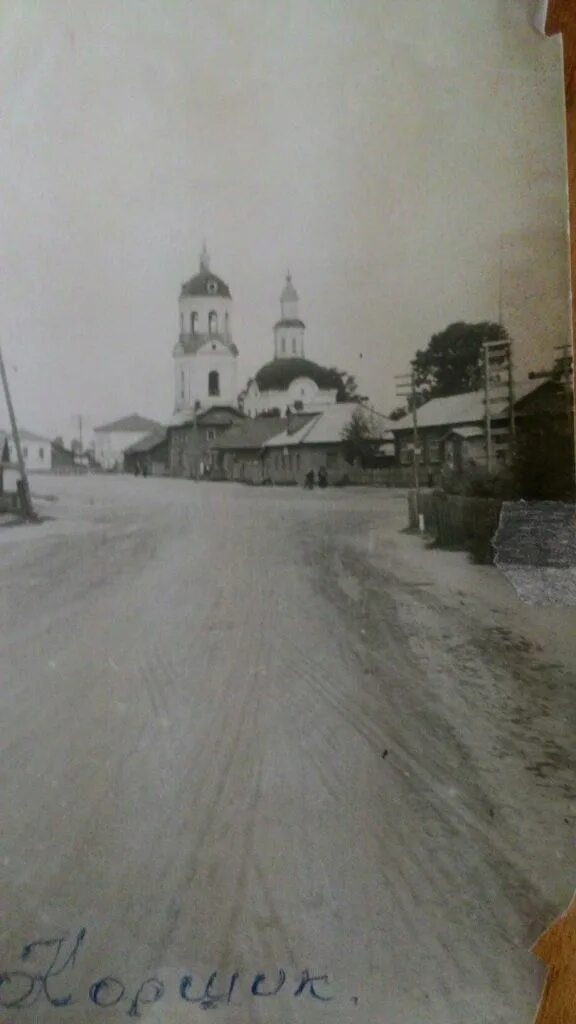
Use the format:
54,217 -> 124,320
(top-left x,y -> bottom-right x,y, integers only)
180,270 -> 231,299
255,358 -> 343,394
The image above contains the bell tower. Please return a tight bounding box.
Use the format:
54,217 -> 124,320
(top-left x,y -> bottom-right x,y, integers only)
172,245 -> 239,422
274,272 -> 306,359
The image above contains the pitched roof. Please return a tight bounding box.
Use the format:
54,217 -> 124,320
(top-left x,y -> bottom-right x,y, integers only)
94,414 -> 163,433
263,403 -> 389,448
211,417 -> 289,450
0,427 -> 51,443
390,379 -> 544,431
123,428 -> 168,454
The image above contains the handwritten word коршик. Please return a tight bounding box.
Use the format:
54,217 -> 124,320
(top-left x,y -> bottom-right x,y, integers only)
0,928 -> 336,1017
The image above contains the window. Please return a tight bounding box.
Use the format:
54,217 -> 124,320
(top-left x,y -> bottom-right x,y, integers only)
326,451 -> 337,468
292,338 -> 297,354
208,370 -> 220,396
180,312 -> 184,332
207,429 -> 215,441
180,371 -> 186,400
22,446 -> 28,458
281,337 -> 286,354
39,448 -> 44,460
208,311 -> 218,336
224,312 -> 229,334
295,452 -> 300,471
190,312 -> 198,335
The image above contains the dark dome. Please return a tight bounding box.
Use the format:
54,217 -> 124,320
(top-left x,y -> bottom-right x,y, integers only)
180,270 -> 231,299
255,358 -> 343,394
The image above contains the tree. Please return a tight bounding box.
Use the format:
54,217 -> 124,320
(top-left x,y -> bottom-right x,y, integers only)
413,321 -> 508,400
341,409 -> 376,466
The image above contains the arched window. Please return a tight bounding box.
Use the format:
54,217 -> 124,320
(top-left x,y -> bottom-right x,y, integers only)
208,370 -> 220,397
190,311 -> 198,335
208,311 -> 218,336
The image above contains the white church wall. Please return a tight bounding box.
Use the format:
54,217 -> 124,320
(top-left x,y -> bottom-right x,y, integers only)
179,294 -> 232,338
174,344 -> 238,416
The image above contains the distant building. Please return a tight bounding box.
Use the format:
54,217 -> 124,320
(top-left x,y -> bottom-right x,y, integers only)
261,403 -> 390,484
93,414 -> 162,470
389,378 -> 552,480
242,274 -> 340,417
210,413 -> 315,483
124,428 -> 169,476
172,244 -> 239,422
168,406 -> 243,478
51,440 -> 76,469
0,428 -> 52,471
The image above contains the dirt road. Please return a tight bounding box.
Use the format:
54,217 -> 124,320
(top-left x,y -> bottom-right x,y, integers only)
0,477 -> 574,1023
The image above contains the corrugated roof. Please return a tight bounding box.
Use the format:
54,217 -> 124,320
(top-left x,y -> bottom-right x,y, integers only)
94,414 -> 163,433
390,379 -> 544,431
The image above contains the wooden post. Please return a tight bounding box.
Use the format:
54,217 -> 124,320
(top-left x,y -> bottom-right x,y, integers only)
0,345 -> 35,520
483,343 -> 493,473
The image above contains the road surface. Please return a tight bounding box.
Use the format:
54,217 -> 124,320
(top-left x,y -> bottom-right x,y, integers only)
0,476 -> 575,1023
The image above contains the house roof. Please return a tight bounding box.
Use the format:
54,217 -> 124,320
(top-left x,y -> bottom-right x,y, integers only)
170,406 -> 243,431
442,425 -> 484,440
263,403 -> 389,448
0,427 -> 51,443
94,414 -> 163,433
390,379 -> 544,432
124,428 -> 168,455
211,417 -> 288,451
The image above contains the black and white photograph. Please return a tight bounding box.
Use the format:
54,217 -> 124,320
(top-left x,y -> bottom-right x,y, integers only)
0,2 -> 575,1022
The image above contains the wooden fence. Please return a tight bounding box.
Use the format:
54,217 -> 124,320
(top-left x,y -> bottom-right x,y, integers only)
408,489 -> 503,563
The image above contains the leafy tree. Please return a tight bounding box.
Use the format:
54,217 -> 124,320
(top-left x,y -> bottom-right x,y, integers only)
389,406 -> 407,421
413,321 -> 508,400
341,409 -> 376,466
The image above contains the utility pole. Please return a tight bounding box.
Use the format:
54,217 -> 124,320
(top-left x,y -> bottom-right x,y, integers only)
395,365 -> 422,510
483,338 -> 513,472
0,344 -> 35,520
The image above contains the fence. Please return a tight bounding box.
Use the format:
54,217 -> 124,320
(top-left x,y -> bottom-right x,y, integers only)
408,489 -> 503,563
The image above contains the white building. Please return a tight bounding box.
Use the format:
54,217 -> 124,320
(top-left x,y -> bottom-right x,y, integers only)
93,414 -> 163,470
172,245 -> 239,423
0,428 -> 52,471
242,274 -> 339,417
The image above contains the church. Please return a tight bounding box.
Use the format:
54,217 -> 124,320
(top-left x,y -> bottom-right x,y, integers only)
167,247 -> 344,478
168,245 -> 243,477
241,273 -> 341,417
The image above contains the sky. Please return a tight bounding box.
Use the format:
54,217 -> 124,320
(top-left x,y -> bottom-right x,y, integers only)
0,0 -> 570,441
